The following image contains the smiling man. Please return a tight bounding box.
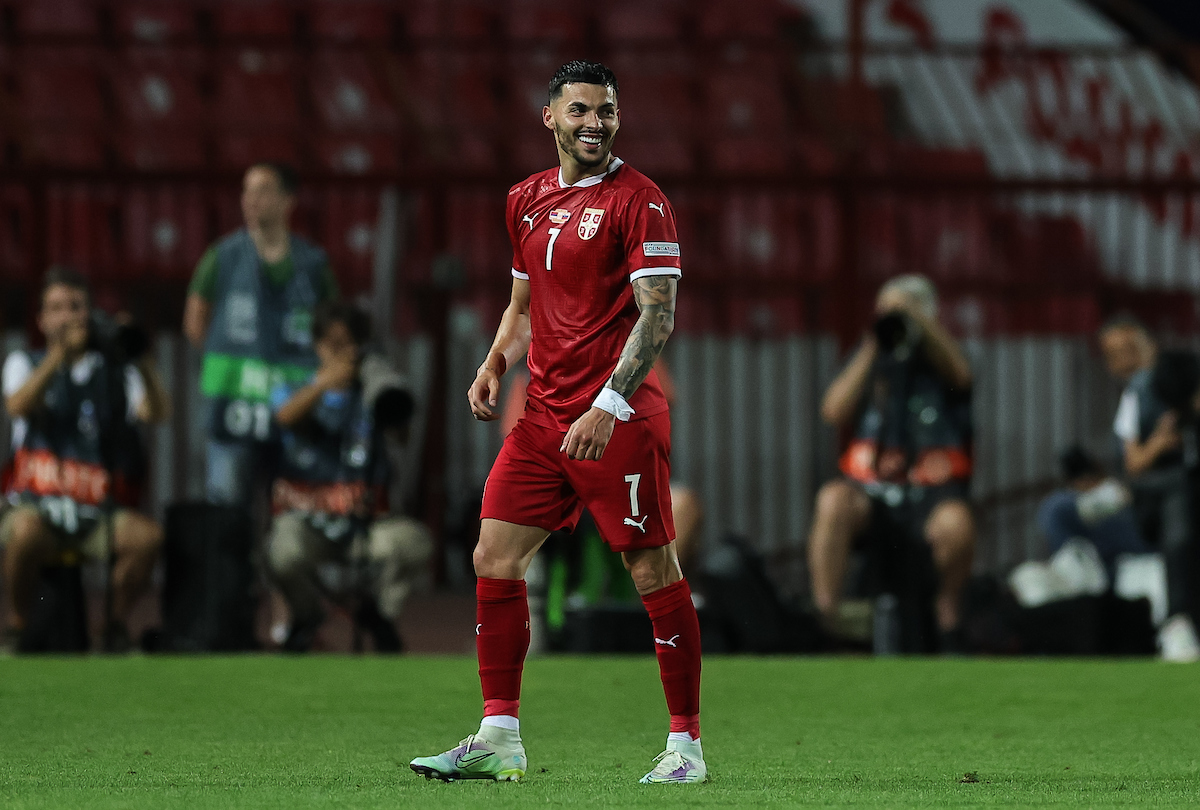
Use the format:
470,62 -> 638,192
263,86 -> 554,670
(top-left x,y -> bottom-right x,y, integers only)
409,61 -> 703,785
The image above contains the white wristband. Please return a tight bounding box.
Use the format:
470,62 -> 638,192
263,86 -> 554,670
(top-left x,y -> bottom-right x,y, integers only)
592,388 -> 635,422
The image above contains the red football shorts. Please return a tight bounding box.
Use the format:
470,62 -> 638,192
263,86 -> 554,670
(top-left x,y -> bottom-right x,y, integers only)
481,412 -> 676,552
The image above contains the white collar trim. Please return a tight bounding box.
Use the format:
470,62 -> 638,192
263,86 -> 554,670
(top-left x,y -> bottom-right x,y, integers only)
558,157 -> 623,189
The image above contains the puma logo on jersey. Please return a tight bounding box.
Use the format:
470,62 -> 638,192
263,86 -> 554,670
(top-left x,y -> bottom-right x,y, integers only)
522,214 -> 537,230
624,515 -> 649,533
655,634 -> 680,648
648,202 -> 665,216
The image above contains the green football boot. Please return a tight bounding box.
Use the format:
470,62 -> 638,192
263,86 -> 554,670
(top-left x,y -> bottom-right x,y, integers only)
410,728 -> 527,782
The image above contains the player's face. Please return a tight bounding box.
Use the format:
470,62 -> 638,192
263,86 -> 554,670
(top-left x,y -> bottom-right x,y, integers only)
38,283 -> 89,343
1100,326 -> 1151,380
241,166 -> 294,231
544,83 -> 619,172
315,320 -> 358,367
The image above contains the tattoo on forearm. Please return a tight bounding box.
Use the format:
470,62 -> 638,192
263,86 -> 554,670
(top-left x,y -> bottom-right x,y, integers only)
607,276 -> 677,399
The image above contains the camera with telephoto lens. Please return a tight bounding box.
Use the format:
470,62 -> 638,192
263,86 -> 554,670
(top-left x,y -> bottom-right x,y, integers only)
88,310 -> 150,363
873,311 -> 923,360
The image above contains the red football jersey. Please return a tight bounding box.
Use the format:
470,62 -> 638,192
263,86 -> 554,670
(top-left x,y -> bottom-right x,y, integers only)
506,157 -> 682,431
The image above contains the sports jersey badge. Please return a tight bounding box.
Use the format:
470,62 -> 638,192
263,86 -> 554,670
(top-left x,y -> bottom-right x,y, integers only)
549,208 -> 571,225
578,208 -> 605,240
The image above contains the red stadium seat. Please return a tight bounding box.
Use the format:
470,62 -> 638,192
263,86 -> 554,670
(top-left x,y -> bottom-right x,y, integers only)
115,130 -> 207,171
113,1 -> 200,43
403,0 -> 503,43
727,294 -> 806,336
16,0 -> 100,36
212,49 -> 300,129
309,0 -> 397,44
121,186 -> 209,278
310,51 -> 400,132
398,50 -> 502,173
716,192 -> 807,280
313,135 -> 401,176
44,184 -> 122,276
598,0 -> 688,44
444,189 -> 510,284
15,49 -> 105,125
694,0 -> 809,41
317,188 -> 382,292
608,49 -> 695,136
0,186 -> 33,280
110,48 -> 207,126
215,133 -> 300,172
505,0 -> 588,45
212,0 -> 295,40
19,132 -> 108,170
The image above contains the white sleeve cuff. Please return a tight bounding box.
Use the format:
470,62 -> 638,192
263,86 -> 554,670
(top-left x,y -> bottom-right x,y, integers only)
512,268 -> 529,280
629,267 -> 682,282
592,387 -> 635,421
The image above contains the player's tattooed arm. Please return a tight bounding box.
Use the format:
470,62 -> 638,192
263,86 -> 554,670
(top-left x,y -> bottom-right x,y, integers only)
606,276 -> 677,399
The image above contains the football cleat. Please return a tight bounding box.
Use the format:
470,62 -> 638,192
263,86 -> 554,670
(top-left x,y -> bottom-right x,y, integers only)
410,731 -> 527,782
639,738 -> 707,784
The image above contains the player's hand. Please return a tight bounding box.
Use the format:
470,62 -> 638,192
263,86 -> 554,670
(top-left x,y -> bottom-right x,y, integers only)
468,368 -> 502,421
1150,412 -> 1182,454
561,407 -> 616,461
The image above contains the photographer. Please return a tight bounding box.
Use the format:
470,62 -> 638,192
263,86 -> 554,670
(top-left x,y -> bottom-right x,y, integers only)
1104,315 -> 1200,660
266,302 -> 430,652
808,275 -> 974,646
1,267 -> 168,651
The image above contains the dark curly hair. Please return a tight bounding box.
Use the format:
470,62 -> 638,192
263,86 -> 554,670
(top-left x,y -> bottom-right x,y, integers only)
313,300 -> 371,347
548,60 -> 619,104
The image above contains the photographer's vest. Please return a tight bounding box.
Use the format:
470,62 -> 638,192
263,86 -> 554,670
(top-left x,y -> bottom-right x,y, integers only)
199,230 -> 328,444
840,354 -> 973,489
271,383 -> 386,541
1125,368 -> 1184,470
5,352 -> 141,535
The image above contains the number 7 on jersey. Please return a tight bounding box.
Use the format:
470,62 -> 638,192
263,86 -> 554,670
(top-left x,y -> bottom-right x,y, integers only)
545,228 -> 561,270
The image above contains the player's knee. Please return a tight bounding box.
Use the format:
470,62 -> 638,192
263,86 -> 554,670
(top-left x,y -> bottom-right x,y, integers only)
268,523 -> 309,576
624,547 -> 679,595
5,509 -> 51,554
815,480 -> 861,527
926,500 -> 975,552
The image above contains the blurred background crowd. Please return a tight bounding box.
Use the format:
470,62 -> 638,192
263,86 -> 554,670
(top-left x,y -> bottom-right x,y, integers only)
3,0 -> 1200,659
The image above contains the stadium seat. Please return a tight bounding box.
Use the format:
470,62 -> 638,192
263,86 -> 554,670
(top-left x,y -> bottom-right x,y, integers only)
716,192 -> 806,280
309,0 -> 397,44
15,49 -> 106,126
444,189 -> 510,284
727,293 -> 805,336
597,0 -> 688,44
398,50 -> 502,173
212,49 -> 300,130
113,1 -> 200,43
214,132 -> 300,172
318,188 -> 382,292
18,132 -> 108,170
607,49 -> 695,136
121,186 -> 209,278
403,0 -> 503,43
14,0 -> 100,37
313,135 -> 400,176
694,0 -> 808,42
109,48 -> 207,126
310,51 -> 400,132
0,186 -> 33,280
44,184 -> 122,276
115,130 -> 207,171
212,0 -> 296,40
505,0 -> 588,45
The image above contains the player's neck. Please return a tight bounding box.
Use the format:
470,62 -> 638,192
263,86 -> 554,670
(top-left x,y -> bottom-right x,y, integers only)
559,154 -> 612,187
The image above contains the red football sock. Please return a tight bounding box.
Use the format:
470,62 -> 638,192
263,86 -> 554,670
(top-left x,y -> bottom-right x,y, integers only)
476,577 -> 530,718
642,578 -> 702,740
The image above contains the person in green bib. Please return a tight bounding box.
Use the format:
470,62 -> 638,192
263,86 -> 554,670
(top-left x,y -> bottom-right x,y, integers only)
183,163 -> 339,506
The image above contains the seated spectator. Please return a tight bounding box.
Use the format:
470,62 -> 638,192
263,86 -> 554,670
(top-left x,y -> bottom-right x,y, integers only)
267,301 -> 431,652
1100,317 -> 1200,660
2,266 -> 168,651
1037,446 -> 1146,576
807,275 -> 974,647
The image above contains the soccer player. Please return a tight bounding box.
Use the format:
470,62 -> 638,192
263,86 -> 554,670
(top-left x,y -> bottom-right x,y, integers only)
410,61 -> 704,784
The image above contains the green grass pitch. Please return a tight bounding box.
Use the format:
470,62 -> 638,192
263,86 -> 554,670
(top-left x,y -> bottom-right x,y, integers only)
1,655 -> 1198,808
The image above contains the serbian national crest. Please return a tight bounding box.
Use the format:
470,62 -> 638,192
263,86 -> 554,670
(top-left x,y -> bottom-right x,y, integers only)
578,208 -> 605,240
